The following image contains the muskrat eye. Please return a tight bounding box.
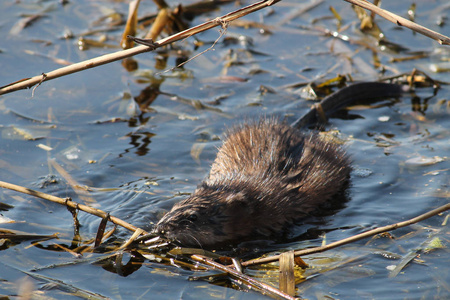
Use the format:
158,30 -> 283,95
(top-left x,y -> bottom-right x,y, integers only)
187,212 -> 198,222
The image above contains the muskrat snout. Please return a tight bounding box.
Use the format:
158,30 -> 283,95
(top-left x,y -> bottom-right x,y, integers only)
153,190 -> 254,248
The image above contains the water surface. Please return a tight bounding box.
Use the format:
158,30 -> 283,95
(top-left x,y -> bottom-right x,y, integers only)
0,0 -> 449,299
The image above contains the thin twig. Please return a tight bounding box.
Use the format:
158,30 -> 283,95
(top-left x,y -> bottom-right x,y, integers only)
241,202 -> 450,267
0,0 -> 281,95
157,19 -> 229,75
0,180 -> 146,234
345,0 -> 450,45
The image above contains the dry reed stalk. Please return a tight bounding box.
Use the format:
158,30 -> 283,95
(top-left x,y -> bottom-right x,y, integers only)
0,0 -> 281,95
0,180 -> 146,234
241,202 -> 450,267
345,0 -> 450,45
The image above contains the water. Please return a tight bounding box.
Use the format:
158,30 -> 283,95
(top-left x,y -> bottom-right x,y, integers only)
0,0 -> 449,299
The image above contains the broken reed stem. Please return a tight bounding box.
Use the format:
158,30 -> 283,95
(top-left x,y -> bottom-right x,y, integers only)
345,0 -> 450,45
191,255 -> 299,300
241,202 -> 450,267
0,180 -> 146,234
0,0 -> 281,95
151,0 -> 169,10
279,250 -> 296,297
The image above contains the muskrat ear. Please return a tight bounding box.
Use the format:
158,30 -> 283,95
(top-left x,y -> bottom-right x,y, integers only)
224,192 -> 254,214
224,192 -> 246,204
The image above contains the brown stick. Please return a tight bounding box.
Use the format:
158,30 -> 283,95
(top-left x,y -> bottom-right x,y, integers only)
0,180 -> 146,234
241,202 -> 450,267
345,0 -> 450,45
0,0 -> 281,95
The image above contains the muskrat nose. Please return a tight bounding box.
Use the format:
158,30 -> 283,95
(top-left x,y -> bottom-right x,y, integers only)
153,222 -> 173,236
153,228 -> 164,235
152,226 -> 163,235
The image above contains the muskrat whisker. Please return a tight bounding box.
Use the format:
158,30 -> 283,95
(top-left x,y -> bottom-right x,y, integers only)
187,234 -> 203,249
175,232 -> 203,249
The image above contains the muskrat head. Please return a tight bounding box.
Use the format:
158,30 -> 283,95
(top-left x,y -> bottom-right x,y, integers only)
153,188 -> 256,248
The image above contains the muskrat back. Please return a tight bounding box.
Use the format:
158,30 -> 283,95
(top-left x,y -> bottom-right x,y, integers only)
154,118 -> 351,248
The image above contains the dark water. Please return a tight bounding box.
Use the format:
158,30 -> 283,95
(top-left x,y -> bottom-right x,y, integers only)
0,0 -> 449,299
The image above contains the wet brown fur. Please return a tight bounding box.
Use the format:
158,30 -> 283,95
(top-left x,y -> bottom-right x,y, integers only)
154,118 -> 351,248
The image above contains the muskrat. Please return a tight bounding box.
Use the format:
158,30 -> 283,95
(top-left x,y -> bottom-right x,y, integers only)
154,119 -> 350,248
152,82 -> 406,248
